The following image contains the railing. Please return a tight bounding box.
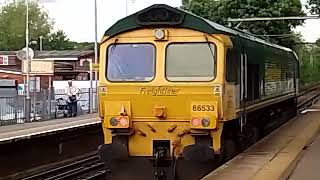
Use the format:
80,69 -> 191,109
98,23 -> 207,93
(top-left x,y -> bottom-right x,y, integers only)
0,88 -> 97,126
0,96 -> 25,126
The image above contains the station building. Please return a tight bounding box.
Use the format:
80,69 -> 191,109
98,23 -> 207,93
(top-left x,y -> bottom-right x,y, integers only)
0,50 -> 95,89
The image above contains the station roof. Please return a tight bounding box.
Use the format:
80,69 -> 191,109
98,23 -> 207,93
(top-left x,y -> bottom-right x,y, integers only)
0,50 -> 94,60
104,4 -> 292,52
0,51 -> 16,56
35,50 -> 94,59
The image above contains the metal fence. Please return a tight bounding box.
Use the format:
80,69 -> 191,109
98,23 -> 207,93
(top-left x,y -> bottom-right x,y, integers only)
0,88 -> 97,126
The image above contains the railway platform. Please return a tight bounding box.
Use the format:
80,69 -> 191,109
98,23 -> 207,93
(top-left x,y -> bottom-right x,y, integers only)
202,101 -> 320,180
287,132 -> 320,180
0,113 -> 100,144
0,113 -> 103,178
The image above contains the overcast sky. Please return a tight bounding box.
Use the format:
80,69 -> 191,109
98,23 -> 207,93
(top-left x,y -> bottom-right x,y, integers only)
1,0 -> 319,42
40,0 -> 182,42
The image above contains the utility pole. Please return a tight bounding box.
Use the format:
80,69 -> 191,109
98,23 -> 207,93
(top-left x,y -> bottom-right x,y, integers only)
25,0 -> 31,122
94,0 -> 98,112
89,0 -> 98,113
39,36 -> 43,51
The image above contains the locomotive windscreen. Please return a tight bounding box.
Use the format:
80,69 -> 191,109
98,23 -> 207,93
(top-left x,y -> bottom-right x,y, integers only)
106,43 -> 156,82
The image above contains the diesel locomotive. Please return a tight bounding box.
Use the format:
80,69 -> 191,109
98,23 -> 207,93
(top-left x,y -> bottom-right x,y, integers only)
97,4 -> 298,180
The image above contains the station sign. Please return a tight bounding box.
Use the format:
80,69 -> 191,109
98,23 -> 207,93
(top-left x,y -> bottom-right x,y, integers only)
22,59 -> 54,75
0,55 -> 9,65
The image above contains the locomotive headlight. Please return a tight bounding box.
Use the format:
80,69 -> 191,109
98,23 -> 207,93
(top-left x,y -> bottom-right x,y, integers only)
110,117 -> 118,126
201,118 -> 211,127
154,29 -> 165,40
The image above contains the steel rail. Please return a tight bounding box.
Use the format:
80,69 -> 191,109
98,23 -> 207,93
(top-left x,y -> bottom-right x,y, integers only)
22,154 -> 106,180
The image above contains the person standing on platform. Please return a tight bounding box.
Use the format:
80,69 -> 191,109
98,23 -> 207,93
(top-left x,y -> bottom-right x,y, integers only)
65,80 -> 79,117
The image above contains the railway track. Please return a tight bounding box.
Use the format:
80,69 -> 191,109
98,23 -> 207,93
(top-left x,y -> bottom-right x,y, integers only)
21,153 -> 107,180
297,84 -> 320,109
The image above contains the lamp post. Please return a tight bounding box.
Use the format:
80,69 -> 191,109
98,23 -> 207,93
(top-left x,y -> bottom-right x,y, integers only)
39,36 -> 43,51
89,0 -> 98,113
94,0 -> 98,112
25,0 -> 31,122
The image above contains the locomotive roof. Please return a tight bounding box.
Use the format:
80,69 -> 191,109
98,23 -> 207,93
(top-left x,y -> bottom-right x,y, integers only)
104,4 -> 292,52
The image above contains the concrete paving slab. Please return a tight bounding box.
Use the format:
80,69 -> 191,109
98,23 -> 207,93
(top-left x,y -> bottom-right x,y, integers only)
288,133 -> 320,180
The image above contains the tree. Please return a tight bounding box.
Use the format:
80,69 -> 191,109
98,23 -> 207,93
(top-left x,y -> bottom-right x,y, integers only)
42,30 -> 75,50
296,43 -> 320,86
307,0 -> 320,14
182,0 -> 305,48
0,1 -> 54,51
71,42 -> 95,50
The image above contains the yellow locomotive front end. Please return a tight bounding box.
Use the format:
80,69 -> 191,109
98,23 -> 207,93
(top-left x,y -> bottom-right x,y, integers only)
97,4 -> 235,180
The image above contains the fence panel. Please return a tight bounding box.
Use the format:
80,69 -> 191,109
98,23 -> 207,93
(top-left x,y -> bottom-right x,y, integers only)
0,87 -> 98,126
0,96 -> 25,126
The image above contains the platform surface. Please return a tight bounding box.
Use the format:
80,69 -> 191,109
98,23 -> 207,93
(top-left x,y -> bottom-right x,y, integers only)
202,101 -> 320,180
0,113 -> 100,143
288,132 -> 320,180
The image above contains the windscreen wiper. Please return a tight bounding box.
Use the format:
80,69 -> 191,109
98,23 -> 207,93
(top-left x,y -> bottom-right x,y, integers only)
204,35 -> 215,59
110,38 -> 119,55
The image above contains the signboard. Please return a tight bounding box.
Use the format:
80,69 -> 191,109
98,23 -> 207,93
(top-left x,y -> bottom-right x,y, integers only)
22,59 -> 54,75
0,56 -> 9,65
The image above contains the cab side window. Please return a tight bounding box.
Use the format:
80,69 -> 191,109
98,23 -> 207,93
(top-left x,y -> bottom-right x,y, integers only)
226,48 -> 240,83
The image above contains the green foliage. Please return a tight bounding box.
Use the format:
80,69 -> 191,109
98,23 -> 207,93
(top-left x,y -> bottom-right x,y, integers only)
307,0 -> 320,14
72,42 -> 95,50
0,1 -> 53,50
0,1 -> 91,51
295,43 -> 320,86
42,30 -> 74,50
182,0 -> 305,49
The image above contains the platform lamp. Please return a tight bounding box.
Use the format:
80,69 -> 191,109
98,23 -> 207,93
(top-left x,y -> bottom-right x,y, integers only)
93,0 -> 98,114
25,0 -> 31,122
16,0 -> 34,122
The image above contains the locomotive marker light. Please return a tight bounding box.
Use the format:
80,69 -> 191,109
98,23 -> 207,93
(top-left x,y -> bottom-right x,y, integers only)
109,116 -> 130,128
191,118 -> 201,127
110,117 -> 118,126
191,116 -> 216,129
119,117 -> 129,127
